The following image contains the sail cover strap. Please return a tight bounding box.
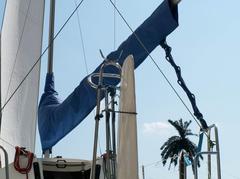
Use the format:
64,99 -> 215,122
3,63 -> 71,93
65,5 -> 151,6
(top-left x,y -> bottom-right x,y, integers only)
38,0 -> 179,151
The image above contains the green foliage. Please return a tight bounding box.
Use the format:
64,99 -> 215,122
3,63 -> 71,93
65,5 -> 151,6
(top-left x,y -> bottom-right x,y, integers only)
160,119 -> 201,169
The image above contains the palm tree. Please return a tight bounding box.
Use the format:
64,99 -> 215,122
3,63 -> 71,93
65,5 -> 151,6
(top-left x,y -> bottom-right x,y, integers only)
160,119 -> 201,179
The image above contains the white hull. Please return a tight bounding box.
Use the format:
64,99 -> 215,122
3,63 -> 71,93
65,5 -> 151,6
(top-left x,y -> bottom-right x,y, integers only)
0,157 -> 105,179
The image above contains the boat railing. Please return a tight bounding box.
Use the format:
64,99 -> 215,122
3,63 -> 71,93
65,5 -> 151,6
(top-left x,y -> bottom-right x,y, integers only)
87,61 -> 121,89
0,145 -> 10,179
194,124 -> 221,179
88,60 -> 121,179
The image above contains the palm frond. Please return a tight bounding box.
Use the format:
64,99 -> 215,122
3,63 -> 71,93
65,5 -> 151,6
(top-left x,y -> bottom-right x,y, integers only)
161,137 -> 181,166
160,118 -> 203,172
160,136 -> 180,149
168,119 -> 186,138
183,120 -> 192,130
179,118 -> 184,128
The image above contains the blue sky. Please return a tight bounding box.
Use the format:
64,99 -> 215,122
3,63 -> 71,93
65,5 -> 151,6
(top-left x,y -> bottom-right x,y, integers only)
1,0 -> 240,178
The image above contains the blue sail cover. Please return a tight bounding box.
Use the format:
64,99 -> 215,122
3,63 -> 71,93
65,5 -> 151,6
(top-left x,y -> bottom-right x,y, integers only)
38,0 -> 179,151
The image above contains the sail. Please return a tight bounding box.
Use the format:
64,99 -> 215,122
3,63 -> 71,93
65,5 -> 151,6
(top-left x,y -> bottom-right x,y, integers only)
38,0 -> 179,151
117,55 -> 138,179
0,0 -> 45,163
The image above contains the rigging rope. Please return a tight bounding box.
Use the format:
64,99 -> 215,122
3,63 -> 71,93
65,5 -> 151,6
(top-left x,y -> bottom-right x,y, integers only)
0,137 -> 15,149
0,0 -> 85,113
143,160 -> 162,168
74,0 -> 89,75
108,0 -> 208,132
160,40 -> 208,130
73,0 -> 104,156
14,147 -> 34,179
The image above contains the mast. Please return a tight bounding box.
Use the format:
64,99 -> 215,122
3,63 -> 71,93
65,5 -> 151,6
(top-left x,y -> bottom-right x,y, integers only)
0,33 -> 2,132
48,0 -> 56,74
44,0 -> 56,157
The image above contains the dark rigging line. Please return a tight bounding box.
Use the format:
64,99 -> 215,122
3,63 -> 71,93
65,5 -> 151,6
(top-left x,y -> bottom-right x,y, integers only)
74,0 -> 102,155
109,1 -> 214,145
0,0 -> 85,113
108,0 -> 204,131
74,0 -> 89,75
160,40 -> 208,129
73,0 -> 104,156
0,137 -> 15,149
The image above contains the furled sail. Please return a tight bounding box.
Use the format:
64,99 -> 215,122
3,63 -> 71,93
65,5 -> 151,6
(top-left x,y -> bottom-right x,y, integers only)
117,55 -> 138,179
0,0 -> 45,163
39,0 -> 179,151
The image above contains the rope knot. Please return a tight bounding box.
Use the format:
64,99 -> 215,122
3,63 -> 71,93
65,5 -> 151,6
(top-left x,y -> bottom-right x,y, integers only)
14,146 -> 34,179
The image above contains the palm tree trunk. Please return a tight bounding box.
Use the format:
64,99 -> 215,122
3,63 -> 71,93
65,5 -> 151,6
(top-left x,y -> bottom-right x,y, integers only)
179,152 -> 185,179
185,162 -> 187,179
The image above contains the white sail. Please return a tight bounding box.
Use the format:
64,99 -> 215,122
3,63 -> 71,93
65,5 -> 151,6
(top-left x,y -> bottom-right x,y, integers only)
0,0 -> 45,164
117,55 -> 139,179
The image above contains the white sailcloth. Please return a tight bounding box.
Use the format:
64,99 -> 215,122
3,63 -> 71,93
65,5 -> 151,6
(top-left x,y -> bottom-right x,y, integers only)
117,55 -> 139,179
0,0 -> 45,163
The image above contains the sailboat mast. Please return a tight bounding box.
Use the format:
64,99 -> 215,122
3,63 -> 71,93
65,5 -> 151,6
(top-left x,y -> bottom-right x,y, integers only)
44,0 -> 56,157
0,33 -> 2,131
47,0 -> 56,74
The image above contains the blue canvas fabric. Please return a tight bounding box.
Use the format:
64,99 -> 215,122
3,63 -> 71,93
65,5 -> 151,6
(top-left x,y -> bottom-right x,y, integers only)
197,132 -> 204,153
184,154 -> 192,166
38,0 -> 179,151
